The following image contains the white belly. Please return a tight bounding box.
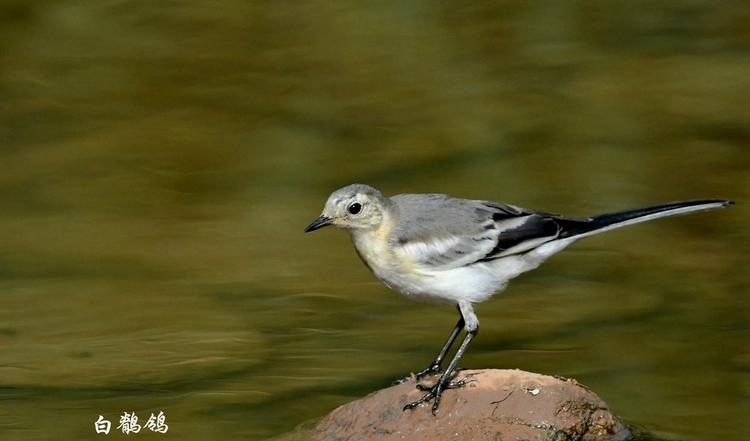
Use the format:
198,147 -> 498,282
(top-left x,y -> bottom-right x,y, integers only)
351,227 -> 578,305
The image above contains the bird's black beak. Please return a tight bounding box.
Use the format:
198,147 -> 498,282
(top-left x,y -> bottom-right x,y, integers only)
304,215 -> 333,232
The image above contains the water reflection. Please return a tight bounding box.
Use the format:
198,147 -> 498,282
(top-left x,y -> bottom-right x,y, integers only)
0,1 -> 747,440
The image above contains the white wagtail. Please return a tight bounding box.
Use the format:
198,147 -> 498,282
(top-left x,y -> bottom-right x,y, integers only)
304,184 -> 732,413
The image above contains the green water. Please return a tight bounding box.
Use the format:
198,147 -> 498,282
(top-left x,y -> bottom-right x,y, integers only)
0,2 -> 747,440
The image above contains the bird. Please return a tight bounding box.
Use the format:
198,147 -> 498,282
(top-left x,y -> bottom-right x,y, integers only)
304,183 -> 732,414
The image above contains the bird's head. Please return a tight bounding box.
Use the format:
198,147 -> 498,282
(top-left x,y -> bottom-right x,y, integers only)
305,183 -> 389,233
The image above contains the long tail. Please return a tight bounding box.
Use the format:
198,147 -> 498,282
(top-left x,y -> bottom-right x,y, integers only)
557,199 -> 734,239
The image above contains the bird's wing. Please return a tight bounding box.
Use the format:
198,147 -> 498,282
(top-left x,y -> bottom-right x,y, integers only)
389,194 -> 569,270
389,195 -> 733,272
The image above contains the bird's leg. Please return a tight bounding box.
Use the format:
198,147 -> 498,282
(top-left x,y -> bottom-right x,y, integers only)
414,315 -> 464,379
403,301 -> 478,414
392,312 -> 464,384
403,328 -> 476,414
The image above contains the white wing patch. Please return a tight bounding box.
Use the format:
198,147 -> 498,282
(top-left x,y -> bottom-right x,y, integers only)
393,233 -> 497,270
397,235 -> 461,258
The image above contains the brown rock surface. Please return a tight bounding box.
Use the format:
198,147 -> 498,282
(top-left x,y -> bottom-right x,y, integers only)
312,369 -> 630,441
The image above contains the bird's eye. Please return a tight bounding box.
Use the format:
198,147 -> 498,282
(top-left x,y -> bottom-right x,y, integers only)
347,202 -> 362,215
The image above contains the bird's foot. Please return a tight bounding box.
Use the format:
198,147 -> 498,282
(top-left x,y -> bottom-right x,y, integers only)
402,371 -> 471,415
391,362 -> 442,385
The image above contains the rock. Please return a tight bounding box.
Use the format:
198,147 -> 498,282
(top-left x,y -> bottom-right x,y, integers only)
312,369 -> 630,441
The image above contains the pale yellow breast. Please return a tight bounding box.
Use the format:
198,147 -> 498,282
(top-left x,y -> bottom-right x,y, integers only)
351,215 -> 395,271
351,215 -> 429,295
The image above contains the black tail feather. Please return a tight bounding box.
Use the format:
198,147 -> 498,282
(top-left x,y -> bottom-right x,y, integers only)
557,199 -> 733,238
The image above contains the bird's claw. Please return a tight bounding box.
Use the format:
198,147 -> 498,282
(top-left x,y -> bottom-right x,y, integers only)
392,363 -> 442,385
414,363 -> 442,380
403,371 -> 470,414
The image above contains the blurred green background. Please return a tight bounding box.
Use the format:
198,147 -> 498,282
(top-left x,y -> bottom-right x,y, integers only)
0,1 -> 747,440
